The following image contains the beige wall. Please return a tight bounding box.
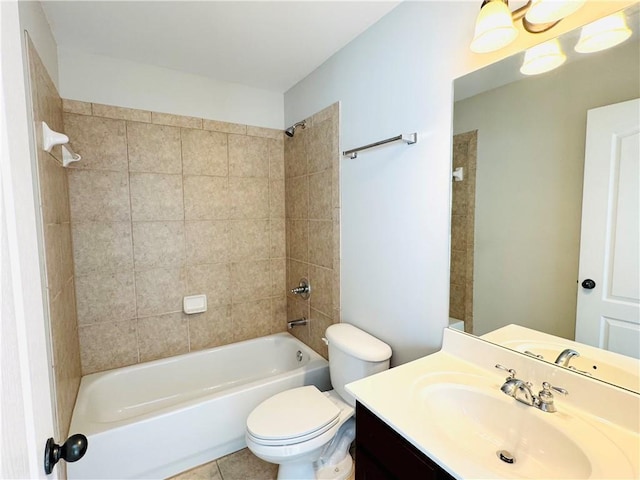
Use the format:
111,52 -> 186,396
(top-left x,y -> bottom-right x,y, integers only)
450,131 -> 477,334
285,104 -> 340,358
27,38 -> 81,441
454,40 -> 640,337
63,101 -> 287,374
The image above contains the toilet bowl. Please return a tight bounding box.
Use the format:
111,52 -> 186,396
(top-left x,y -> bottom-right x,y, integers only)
245,324 -> 392,480
246,387 -> 354,480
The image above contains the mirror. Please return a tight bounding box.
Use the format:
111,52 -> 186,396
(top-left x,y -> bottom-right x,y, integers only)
450,4 -> 639,391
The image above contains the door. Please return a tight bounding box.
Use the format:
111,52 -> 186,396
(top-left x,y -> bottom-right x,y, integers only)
1,1 -> 58,477
575,98 -> 640,358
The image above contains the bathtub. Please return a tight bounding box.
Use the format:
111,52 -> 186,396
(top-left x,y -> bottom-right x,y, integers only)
68,333 -> 330,479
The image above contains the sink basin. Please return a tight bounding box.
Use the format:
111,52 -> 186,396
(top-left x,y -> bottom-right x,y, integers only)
420,383 -> 591,479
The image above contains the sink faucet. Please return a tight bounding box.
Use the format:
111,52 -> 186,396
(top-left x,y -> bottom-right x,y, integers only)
495,364 -> 568,412
554,348 -> 580,367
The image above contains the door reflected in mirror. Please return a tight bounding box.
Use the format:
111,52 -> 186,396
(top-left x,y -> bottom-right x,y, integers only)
450,4 -> 639,390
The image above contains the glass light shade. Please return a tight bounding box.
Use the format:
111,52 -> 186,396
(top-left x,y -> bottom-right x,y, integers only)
470,0 -> 518,53
575,12 -> 632,53
520,39 -> 567,75
525,0 -> 586,24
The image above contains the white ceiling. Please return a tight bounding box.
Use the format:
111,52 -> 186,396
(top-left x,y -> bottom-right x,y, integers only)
42,1 -> 401,94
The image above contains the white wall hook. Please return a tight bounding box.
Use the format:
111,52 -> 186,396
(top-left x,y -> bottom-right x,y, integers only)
42,122 -> 81,166
452,167 -> 464,182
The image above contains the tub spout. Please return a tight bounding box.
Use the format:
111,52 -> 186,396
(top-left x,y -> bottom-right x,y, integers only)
287,317 -> 307,329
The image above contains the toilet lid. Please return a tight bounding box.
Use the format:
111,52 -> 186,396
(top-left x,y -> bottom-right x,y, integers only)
247,386 -> 340,443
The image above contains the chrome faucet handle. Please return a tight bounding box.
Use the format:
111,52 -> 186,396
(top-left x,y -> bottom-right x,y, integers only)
537,382 -> 568,413
495,364 -> 516,379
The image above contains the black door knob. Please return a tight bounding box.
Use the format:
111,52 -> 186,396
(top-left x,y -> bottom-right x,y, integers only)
44,434 -> 88,474
581,279 -> 596,289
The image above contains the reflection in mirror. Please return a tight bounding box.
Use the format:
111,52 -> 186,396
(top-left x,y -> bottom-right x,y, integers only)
450,5 -> 639,390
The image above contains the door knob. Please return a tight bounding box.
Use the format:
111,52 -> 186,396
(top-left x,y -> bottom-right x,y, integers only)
44,434 -> 88,474
581,279 -> 596,289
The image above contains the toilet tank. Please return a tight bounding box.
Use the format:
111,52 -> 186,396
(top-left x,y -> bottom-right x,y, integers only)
325,323 -> 392,406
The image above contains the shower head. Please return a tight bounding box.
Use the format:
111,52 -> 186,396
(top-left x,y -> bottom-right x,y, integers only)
285,121 -> 306,137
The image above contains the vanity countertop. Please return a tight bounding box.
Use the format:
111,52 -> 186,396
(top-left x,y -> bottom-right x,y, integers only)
346,328 -> 640,479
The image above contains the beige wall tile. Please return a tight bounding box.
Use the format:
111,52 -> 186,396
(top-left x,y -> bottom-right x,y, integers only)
307,118 -> 334,174
269,179 -> 285,218
135,268 -> 186,317
130,173 -> 184,221
188,306 -> 233,352
271,259 -> 286,297
152,112 -> 202,129
308,170 -> 332,220
138,313 -> 189,362
310,103 -> 339,125
79,320 -> 138,374
309,264 -> 332,317
127,122 -> 181,174
449,283 -> 465,320
271,296 -> 287,334
308,220 -> 333,268
92,103 -> 151,122
75,271 -> 136,325
186,263 -> 231,306
287,297 -> 310,344
182,128 -> 228,176
309,308 -> 333,359
60,223 -> 74,283
203,119 -> 246,135
185,220 -> 230,265
228,135 -> 270,178
246,125 -> 283,140
287,219 -> 308,262
450,214 -> 467,251
284,131 -> 307,178
231,260 -> 271,303
271,218 -> 286,259
132,221 -> 185,270
269,138 -> 285,179
229,220 -> 270,261
63,113 -> 128,171
44,224 -> 64,296
229,177 -> 269,219
285,176 -> 308,219
68,169 -> 130,222
232,299 -> 273,342
183,175 -> 229,220
38,151 -> 70,224
72,222 -> 133,275
62,98 -> 92,115
450,248 -> 466,286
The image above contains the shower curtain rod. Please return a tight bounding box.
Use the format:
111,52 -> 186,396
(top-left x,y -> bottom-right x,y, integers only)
342,132 -> 417,159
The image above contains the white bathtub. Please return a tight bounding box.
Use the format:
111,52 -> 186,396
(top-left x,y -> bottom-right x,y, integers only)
68,333 -> 330,479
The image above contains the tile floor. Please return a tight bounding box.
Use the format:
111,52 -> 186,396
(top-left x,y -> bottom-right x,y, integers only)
169,448 -> 277,480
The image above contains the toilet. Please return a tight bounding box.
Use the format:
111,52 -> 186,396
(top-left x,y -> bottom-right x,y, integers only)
245,323 -> 392,480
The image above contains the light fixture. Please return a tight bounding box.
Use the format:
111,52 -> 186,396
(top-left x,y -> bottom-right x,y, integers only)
575,11 -> 632,53
470,0 -> 586,54
470,0 -> 518,53
520,38 -> 567,75
525,0 -> 586,25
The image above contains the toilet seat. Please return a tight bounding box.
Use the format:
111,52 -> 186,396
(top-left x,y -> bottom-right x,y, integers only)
247,386 -> 340,446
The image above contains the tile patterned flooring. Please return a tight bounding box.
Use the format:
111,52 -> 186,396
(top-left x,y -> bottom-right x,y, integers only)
169,448 -> 278,480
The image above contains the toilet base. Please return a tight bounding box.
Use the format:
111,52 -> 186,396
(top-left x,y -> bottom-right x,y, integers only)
277,461 -> 316,480
316,453 -> 353,480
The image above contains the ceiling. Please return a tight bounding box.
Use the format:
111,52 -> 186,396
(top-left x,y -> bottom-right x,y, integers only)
42,1 -> 401,94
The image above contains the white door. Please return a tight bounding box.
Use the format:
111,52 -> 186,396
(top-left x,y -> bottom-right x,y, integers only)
575,98 -> 640,359
1,1 -> 58,478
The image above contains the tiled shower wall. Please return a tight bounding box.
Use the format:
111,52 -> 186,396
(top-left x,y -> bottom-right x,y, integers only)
284,103 -> 340,358
63,101 -> 287,374
27,38 -> 81,441
450,131 -> 477,333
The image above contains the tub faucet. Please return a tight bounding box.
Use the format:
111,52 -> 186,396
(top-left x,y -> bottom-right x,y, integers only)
287,317 -> 307,329
554,348 -> 580,367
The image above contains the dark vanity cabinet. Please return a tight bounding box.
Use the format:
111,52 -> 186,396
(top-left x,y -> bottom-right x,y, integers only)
355,402 -> 455,480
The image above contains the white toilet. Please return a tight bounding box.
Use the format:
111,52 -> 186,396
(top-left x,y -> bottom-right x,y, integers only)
245,323 -> 392,480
